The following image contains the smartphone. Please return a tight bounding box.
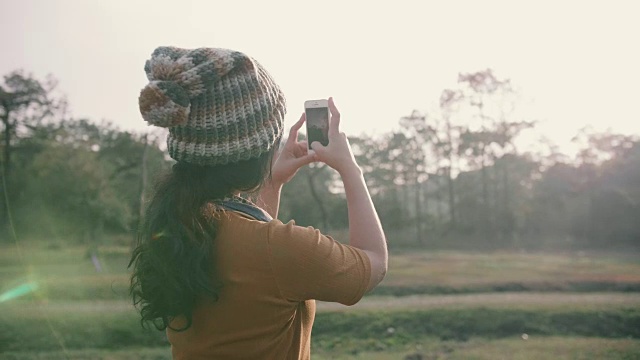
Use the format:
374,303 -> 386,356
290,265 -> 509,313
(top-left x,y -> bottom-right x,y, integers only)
304,99 -> 330,149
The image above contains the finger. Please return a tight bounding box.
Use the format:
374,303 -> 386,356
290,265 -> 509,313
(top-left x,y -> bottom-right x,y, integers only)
328,97 -> 341,137
292,150 -> 317,167
307,149 -> 316,159
287,112 -> 306,145
294,141 -> 309,156
310,141 -> 326,156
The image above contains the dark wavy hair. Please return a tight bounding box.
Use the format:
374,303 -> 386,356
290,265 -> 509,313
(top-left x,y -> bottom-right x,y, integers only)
128,148 -> 276,331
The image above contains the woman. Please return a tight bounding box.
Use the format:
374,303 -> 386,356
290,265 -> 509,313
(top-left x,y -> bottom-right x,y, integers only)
130,46 -> 388,359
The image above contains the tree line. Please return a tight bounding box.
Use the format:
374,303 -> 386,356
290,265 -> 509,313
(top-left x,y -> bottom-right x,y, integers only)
1,69 -> 638,250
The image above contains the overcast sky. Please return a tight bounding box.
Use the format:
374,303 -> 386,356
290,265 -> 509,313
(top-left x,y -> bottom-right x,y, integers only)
1,0 -> 638,155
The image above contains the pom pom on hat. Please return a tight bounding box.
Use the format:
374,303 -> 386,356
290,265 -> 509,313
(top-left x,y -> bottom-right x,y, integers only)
139,80 -> 191,127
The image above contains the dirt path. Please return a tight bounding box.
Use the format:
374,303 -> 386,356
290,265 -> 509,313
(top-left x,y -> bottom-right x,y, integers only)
6,292 -> 640,315
316,292 -> 640,312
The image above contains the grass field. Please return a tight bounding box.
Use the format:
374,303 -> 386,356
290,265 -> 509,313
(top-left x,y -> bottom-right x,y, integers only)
1,243 -> 639,359
3,338 -> 640,360
3,244 -> 639,301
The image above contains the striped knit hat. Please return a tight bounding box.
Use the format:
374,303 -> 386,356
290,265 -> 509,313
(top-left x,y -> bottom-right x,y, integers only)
138,47 -> 286,165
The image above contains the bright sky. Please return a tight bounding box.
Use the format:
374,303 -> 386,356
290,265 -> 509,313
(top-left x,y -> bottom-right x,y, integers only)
1,0 -> 639,155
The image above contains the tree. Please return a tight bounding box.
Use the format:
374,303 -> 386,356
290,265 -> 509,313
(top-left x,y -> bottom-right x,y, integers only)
399,111 -> 431,245
25,121 -> 125,244
436,89 -> 465,227
97,126 -> 169,235
0,71 -> 66,233
456,69 -> 535,239
457,70 -> 502,232
570,129 -> 639,246
305,163 -> 331,231
351,134 -> 410,232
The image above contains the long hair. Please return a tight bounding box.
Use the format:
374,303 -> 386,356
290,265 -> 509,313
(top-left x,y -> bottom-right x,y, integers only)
129,147 -> 276,331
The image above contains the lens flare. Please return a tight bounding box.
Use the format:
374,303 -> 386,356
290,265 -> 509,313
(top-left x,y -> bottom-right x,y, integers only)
0,282 -> 39,303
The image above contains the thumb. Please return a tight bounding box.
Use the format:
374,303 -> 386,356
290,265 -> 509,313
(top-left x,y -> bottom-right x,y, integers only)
293,150 -> 317,167
310,141 -> 326,156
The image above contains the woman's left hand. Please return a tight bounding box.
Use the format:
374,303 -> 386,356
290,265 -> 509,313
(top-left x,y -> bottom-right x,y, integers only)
270,112 -> 317,187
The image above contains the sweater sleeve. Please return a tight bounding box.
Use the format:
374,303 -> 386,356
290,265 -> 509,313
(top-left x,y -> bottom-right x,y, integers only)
266,219 -> 371,305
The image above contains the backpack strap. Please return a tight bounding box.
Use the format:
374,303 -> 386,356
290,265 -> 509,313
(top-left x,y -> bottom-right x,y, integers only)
217,198 -> 272,222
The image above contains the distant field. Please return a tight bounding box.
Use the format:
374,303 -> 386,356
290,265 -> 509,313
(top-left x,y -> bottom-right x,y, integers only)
314,337 -> 640,360
374,250 -> 640,295
6,292 -> 640,317
2,244 -> 639,302
1,243 -> 639,359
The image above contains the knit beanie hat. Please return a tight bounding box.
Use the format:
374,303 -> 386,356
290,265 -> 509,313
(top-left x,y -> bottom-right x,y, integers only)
138,46 -> 286,165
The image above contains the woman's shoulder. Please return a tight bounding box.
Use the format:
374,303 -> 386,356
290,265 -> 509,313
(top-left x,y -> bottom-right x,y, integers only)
266,218 -> 336,249
267,217 -> 311,233
213,208 -> 327,245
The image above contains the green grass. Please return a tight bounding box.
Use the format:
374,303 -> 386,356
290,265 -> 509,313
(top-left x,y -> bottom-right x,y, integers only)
1,304 -> 638,353
1,243 -> 640,358
0,347 -> 172,360
2,338 -> 639,360
312,308 -> 640,344
0,245 -> 131,302
0,310 -> 166,353
2,244 -> 639,302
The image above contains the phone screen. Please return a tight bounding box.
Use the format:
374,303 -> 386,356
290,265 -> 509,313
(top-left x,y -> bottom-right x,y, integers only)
305,107 -> 329,148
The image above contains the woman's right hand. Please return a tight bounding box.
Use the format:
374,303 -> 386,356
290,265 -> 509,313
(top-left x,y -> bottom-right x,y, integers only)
312,98 -> 388,293
310,97 -> 360,175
